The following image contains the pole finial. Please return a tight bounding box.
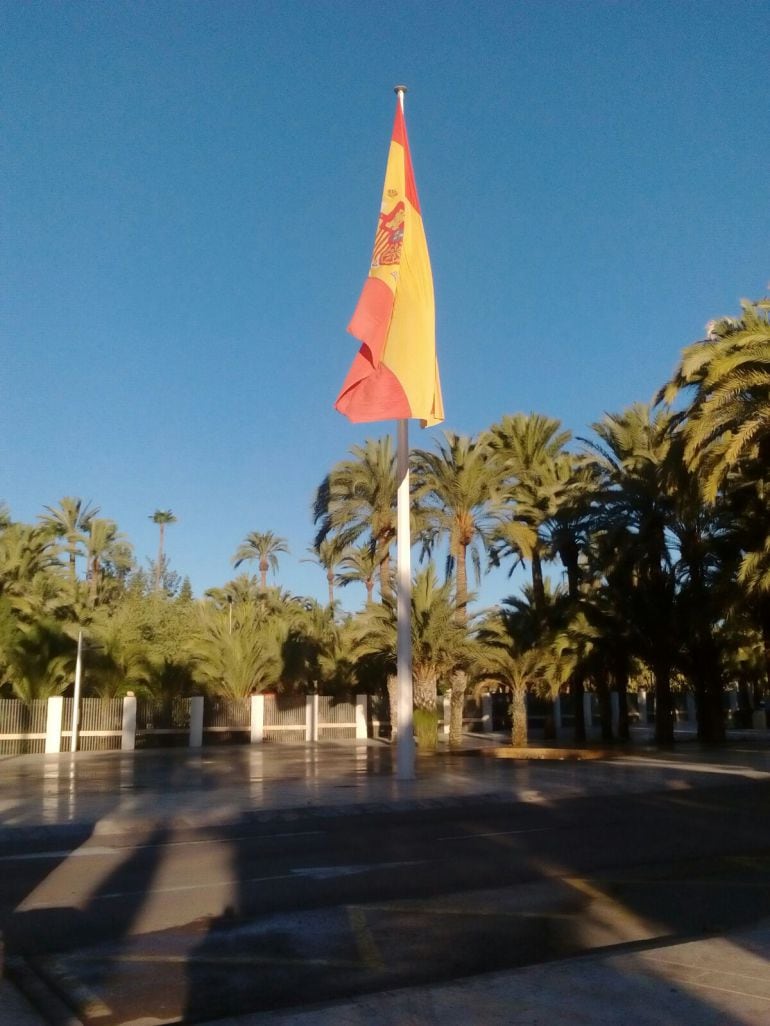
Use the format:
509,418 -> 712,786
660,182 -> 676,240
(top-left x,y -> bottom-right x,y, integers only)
394,84 -> 408,94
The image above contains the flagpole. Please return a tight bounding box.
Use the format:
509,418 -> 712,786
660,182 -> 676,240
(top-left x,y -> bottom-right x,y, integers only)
396,416 -> 415,779
393,85 -> 415,780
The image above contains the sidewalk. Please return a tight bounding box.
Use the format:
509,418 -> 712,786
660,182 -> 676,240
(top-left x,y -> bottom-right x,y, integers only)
2,736 -> 769,1025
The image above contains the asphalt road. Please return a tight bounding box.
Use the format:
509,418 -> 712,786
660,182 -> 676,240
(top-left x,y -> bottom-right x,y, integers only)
2,777 -> 770,1025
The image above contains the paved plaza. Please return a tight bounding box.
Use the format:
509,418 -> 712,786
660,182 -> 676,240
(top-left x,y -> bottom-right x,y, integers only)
1,735 -> 769,1024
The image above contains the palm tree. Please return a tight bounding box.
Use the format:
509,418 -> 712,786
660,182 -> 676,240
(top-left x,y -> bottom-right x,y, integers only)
302,537 -> 347,608
149,510 -> 177,592
412,431 -> 496,744
39,497 -> 99,581
659,297 -> 770,502
661,297 -> 770,692
477,610 -> 559,748
314,437 -> 398,602
86,519 -> 133,606
582,403 -> 679,744
335,543 -> 380,608
1,617 -> 72,703
187,601 -> 286,701
0,523 -> 62,604
488,413 -> 572,615
232,530 -> 289,589
353,564 -> 473,751
413,432 -> 496,607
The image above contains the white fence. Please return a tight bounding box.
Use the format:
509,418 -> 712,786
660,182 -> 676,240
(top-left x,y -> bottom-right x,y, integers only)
0,693 -> 370,754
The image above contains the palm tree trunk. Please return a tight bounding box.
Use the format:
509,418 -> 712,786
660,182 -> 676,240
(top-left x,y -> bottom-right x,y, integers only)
386,673 -> 398,740
612,660 -> 630,741
259,557 -> 268,590
379,549 -> 392,602
449,669 -> 467,747
449,545 -> 469,747
571,669 -> 586,743
154,522 -> 165,591
690,634 -> 726,744
326,570 -> 334,607
413,669 -> 438,752
510,684 -> 528,747
455,544 -> 468,616
531,551 -> 546,615
654,661 -> 675,745
596,671 -> 614,743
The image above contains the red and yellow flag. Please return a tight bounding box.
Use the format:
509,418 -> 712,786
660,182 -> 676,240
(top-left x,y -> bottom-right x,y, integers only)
335,99 -> 444,427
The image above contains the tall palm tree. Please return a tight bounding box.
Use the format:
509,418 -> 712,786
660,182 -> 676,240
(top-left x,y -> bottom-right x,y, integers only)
477,613 -> 559,748
149,510 -> 177,592
302,537 -> 347,608
353,564 -> 473,751
39,497 -> 99,581
583,403 -> 679,744
335,543 -> 380,608
412,431 -> 496,744
232,531 -> 289,589
314,437 -> 398,602
659,297 -> 770,501
86,518 -> 133,606
413,432 -> 496,611
661,297 -> 770,691
488,413 -> 572,615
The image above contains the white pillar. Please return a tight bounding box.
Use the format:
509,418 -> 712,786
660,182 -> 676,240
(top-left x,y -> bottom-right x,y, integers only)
121,695 -> 137,751
250,694 -> 265,743
306,693 -> 319,742
355,695 -> 368,740
638,689 -> 647,725
45,696 -> 63,754
189,696 -> 204,747
395,419 -> 415,780
685,692 -> 696,724
481,693 -> 493,733
583,692 -> 593,729
442,693 -> 451,737
611,691 -> 620,735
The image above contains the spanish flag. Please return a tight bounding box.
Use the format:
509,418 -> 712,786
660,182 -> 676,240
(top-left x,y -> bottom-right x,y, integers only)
335,98 -> 444,427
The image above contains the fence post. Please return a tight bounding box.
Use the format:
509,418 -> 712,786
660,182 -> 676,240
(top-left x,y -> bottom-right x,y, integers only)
45,696 -> 63,754
250,694 -> 265,743
481,693 -> 493,733
306,693 -> 319,742
122,695 -> 137,751
189,696 -> 204,747
355,695 -> 368,740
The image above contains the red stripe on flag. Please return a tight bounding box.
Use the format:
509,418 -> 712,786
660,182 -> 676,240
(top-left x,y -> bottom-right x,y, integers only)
334,359 -> 411,423
392,106 -> 420,214
346,277 -> 394,368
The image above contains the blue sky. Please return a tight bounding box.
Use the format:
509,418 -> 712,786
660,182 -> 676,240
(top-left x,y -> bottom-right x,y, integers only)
2,0 -> 768,611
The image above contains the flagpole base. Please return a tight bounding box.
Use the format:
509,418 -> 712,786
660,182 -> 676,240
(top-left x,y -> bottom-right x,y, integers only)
395,733 -> 416,781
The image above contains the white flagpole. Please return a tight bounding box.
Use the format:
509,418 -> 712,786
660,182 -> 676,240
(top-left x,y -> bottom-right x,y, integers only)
394,85 -> 415,780
71,629 -> 83,752
396,417 -> 415,779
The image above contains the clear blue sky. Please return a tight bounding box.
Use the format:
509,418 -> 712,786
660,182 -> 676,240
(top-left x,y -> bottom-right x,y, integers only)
3,0 -> 768,610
